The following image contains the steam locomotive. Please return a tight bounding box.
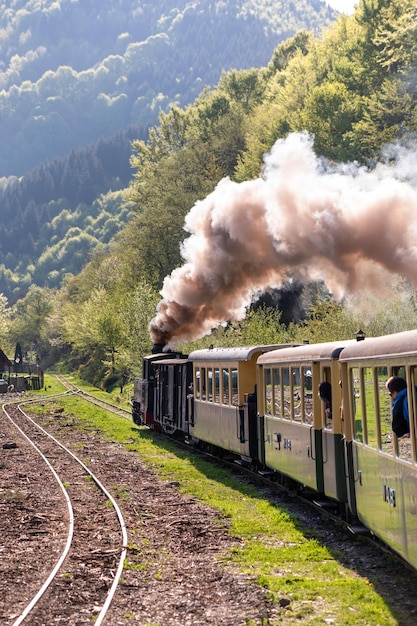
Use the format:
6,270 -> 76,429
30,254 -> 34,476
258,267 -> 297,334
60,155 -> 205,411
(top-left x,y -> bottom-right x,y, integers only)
132,329 -> 417,571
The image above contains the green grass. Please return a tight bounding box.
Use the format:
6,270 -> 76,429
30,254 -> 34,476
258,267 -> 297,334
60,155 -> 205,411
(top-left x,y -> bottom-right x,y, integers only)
24,382 -> 406,625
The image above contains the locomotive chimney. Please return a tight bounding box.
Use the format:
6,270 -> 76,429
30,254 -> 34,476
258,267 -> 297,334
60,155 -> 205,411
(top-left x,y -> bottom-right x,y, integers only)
151,343 -> 166,354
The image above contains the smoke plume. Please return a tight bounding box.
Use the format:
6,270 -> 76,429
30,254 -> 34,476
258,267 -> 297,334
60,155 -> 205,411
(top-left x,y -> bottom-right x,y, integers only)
149,131 -> 417,347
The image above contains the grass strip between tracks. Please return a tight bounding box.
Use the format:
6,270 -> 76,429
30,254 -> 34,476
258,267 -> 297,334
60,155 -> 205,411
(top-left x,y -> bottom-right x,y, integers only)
26,374 -> 405,625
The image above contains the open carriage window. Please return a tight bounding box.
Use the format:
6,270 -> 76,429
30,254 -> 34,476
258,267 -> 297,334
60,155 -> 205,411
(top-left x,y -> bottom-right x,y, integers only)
231,368 -> 238,405
394,366 -> 413,463
351,367 -> 364,443
201,367 -> 207,401
362,367 -> 378,449
292,367 -> 302,422
265,368 -> 272,415
319,368 -> 332,429
283,367 -> 291,420
214,368 -> 220,403
377,366 -> 392,455
273,368 -> 281,417
207,368 -> 213,402
403,366 -> 417,463
303,367 -> 313,425
222,368 -> 230,405
195,367 -> 201,400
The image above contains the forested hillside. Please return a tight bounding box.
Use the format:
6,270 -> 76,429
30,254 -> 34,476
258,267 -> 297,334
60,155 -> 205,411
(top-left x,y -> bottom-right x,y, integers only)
0,0 -> 334,177
0,126 -> 145,299
2,0 -> 417,390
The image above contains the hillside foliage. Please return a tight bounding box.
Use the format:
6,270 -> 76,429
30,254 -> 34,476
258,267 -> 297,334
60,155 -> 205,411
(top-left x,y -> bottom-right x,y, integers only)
0,0 -> 334,176
0,127 -> 143,299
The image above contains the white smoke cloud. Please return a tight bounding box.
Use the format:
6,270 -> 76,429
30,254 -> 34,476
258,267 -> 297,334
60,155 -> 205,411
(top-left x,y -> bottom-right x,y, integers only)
149,131 -> 417,346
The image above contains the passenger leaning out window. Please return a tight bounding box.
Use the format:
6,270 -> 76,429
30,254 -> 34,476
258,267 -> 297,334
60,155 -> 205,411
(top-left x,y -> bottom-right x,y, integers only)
386,376 -> 410,438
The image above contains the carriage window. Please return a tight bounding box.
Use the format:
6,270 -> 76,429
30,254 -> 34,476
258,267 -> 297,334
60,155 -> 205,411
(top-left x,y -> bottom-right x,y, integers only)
378,366 -> 392,455
273,368 -> 281,417
351,367 -> 363,443
396,366 -> 414,463
231,368 -> 238,405
363,367 -> 377,449
222,368 -> 230,405
265,368 -> 272,415
293,367 -> 302,422
214,368 -> 220,403
399,366 -> 417,463
201,367 -> 207,400
195,367 -> 201,400
207,368 -> 213,402
283,367 -> 291,420
303,368 -> 313,425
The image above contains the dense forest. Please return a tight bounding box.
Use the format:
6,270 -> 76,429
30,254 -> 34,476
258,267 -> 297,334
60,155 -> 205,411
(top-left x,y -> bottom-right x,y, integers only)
0,0 -> 334,176
0,127 -> 145,299
2,0 -> 417,391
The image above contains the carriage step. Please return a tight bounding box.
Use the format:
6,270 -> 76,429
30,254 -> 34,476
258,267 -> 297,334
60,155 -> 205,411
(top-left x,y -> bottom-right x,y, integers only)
312,499 -> 338,512
347,523 -> 369,535
258,469 -> 275,477
234,458 -> 251,467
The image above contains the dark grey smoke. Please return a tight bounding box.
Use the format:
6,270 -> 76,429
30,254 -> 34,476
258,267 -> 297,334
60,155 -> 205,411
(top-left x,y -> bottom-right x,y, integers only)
251,282 -> 307,325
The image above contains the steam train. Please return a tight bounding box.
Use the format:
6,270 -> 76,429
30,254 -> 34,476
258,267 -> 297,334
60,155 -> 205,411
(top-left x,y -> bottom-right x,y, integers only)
132,330 -> 417,571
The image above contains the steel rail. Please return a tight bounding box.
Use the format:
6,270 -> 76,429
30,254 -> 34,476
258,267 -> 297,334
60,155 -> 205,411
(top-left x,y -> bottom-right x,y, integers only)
3,396 -> 128,626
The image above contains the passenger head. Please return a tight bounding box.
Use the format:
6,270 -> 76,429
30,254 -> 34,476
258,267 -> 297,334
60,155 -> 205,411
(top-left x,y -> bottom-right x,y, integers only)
386,376 -> 407,397
318,381 -> 332,403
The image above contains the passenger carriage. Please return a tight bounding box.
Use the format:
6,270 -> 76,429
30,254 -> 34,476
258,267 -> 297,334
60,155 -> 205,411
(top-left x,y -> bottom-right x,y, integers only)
187,345 -> 292,459
257,340 -> 355,500
339,330 -> 417,570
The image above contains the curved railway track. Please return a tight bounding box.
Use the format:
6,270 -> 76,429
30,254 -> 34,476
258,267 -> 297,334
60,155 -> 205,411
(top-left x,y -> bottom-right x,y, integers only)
1,396 -> 128,626
54,375 -> 132,419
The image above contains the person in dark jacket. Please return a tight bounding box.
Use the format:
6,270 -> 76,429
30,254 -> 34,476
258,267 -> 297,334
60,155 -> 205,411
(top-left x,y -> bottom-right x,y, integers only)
318,381 -> 332,420
386,376 -> 410,438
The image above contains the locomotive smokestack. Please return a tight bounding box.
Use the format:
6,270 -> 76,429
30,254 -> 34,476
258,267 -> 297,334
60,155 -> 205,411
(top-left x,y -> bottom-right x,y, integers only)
151,343 -> 166,354
149,132 -> 417,347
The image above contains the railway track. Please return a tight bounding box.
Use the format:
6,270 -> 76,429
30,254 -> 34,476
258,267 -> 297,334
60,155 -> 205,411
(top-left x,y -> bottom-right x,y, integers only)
0,397 -> 127,626
0,383 -> 277,626
54,375 -> 132,419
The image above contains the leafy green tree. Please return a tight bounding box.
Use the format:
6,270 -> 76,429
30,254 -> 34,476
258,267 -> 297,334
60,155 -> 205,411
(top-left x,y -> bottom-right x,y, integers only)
180,306 -> 299,353
296,81 -> 362,160
348,286 -> 417,337
10,285 -> 55,365
118,280 -> 161,375
61,288 -> 124,383
266,30 -> 312,77
0,293 -> 12,354
347,78 -> 415,158
301,299 -> 362,344
372,0 -> 417,74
